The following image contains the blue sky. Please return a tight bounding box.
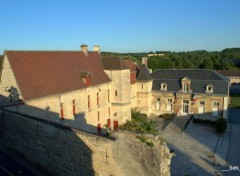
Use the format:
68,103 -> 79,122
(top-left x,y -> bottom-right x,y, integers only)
0,0 -> 240,54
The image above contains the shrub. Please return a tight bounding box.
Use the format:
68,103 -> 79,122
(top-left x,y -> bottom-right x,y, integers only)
136,135 -> 154,147
119,110 -> 158,134
158,113 -> 176,120
215,117 -> 227,133
193,118 -> 215,125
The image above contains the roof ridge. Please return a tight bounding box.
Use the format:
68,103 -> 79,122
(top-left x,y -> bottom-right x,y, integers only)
5,50 -> 98,53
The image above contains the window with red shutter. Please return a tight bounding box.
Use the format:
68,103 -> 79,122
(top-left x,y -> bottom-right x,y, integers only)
72,99 -> 75,115
60,103 -> 64,120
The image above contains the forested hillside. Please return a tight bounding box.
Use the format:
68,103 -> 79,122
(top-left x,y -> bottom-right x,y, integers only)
102,48 -> 240,71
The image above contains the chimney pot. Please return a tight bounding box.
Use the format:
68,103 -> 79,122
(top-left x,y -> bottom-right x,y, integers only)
93,45 -> 100,53
80,44 -> 88,56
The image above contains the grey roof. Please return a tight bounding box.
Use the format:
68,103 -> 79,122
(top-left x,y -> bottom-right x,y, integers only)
101,56 -> 129,70
137,64 -> 152,81
152,69 -> 228,95
151,69 -> 223,80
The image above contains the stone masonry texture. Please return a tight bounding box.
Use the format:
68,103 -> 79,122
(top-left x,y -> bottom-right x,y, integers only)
0,110 -> 172,176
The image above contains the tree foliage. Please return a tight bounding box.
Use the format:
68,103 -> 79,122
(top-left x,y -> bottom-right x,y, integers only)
101,48 -> 240,71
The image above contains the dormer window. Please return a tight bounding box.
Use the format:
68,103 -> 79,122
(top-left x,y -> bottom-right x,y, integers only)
183,83 -> 188,92
160,82 -> 167,90
205,84 -> 213,93
181,77 -> 191,93
80,71 -> 92,87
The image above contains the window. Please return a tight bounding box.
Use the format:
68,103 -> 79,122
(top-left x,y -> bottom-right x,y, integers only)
160,83 -> 167,90
212,101 -> 219,116
156,98 -> 160,110
181,77 -> 191,93
107,118 -> 111,128
97,93 -> 99,106
115,91 -> 117,97
199,101 -> 205,114
205,84 -> 213,93
60,103 -> 64,119
72,99 -> 76,115
183,84 -> 188,92
88,95 -> 91,109
97,111 -> 100,122
108,107 -> 111,117
167,99 -> 173,112
182,100 -> 189,114
107,89 -> 110,102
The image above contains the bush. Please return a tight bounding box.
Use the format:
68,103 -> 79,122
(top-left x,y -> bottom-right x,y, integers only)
215,117 -> 227,133
158,113 -> 176,120
193,118 -> 215,125
119,110 -> 158,134
136,135 -> 154,147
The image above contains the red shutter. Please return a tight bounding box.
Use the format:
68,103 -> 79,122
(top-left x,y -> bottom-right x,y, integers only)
114,120 -> 118,129
88,95 -> 90,109
97,123 -> 101,134
107,89 -> 110,102
86,77 -> 91,86
107,118 -> 111,128
60,103 -> 64,120
97,93 -> 99,106
72,100 -> 75,115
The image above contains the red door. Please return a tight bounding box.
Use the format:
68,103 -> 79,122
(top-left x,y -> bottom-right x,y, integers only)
97,123 -> 101,134
113,120 -> 118,129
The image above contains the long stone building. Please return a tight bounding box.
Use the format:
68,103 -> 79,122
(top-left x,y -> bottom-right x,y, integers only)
0,45 -> 229,134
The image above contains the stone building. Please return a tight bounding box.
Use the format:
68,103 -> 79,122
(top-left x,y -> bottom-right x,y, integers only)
216,70 -> 240,85
0,45 -> 229,134
0,45 -> 134,134
149,69 -> 229,119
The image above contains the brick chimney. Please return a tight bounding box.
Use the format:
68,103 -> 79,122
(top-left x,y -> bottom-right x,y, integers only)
81,44 -> 88,56
93,45 -> 100,54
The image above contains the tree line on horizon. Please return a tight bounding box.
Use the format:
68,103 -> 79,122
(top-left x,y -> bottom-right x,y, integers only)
102,48 -> 240,71
0,48 -> 239,71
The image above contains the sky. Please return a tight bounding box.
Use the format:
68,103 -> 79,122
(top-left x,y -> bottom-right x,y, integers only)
0,0 -> 240,54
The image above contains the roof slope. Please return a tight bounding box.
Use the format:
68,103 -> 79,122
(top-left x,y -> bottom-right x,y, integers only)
152,69 -> 228,95
6,51 -> 110,100
137,64 -> 152,81
101,56 -> 129,70
151,69 -> 223,80
216,70 -> 240,77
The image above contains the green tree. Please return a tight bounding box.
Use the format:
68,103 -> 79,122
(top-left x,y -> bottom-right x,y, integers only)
200,58 -> 214,69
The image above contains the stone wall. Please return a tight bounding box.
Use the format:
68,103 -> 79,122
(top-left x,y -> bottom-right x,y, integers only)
151,91 -> 228,118
0,56 -> 22,102
0,110 -> 172,176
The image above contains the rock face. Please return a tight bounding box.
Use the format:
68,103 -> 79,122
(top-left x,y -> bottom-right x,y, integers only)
0,110 -> 172,176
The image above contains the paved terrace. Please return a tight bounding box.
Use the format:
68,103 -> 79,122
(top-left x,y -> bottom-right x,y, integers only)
158,115 -> 229,176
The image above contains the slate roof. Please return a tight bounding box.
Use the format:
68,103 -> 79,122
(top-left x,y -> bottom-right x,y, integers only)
5,50 -> 111,100
137,64 -> 152,81
151,69 -> 223,80
152,69 -> 228,95
101,56 -> 129,70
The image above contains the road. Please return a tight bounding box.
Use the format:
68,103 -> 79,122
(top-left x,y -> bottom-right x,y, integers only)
224,108 -> 240,176
0,147 -> 43,176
